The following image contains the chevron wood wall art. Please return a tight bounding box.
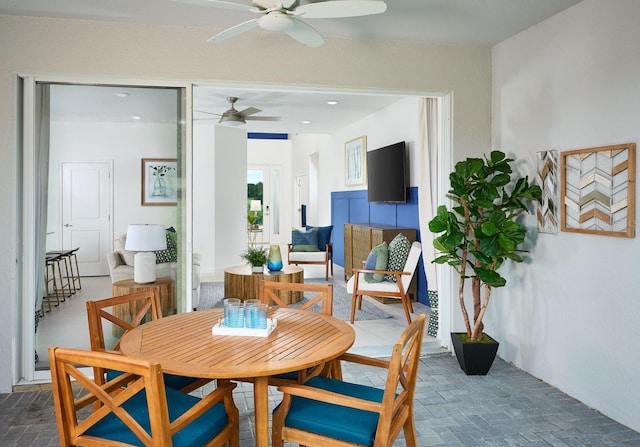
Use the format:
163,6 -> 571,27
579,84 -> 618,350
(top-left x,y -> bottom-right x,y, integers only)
536,150 -> 558,234
560,143 -> 636,238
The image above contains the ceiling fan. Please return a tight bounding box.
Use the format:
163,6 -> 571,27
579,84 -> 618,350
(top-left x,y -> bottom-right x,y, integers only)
196,96 -> 282,126
178,0 -> 388,47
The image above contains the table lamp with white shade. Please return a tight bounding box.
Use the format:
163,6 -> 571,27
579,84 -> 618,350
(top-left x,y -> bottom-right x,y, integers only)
250,200 -> 262,228
125,224 -> 167,284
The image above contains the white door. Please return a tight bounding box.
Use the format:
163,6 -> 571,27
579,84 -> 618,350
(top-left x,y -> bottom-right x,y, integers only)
61,161 -> 112,276
248,165 -> 287,245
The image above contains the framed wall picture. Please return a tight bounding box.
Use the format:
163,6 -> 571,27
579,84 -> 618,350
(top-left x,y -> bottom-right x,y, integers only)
536,150 -> 559,234
560,143 -> 635,237
345,135 -> 367,186
141,158 -> 178,206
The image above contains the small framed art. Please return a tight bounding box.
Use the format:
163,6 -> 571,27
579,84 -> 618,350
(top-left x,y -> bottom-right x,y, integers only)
345,135 -> 367,186
141,158 -> 177,206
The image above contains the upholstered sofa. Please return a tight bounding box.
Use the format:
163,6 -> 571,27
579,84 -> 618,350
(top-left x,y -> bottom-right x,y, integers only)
106,233 -> 202,308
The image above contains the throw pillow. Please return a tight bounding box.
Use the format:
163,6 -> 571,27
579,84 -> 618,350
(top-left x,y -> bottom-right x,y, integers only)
385,233 -> 412,282
363,241 -> 388,283
305,225 -> 333,251
155,229 -> 178,263
291,228 -> 320,252
117,235 -> 136,266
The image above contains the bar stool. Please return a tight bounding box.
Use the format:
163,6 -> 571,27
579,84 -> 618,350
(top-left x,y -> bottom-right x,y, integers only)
46,251 -> 72,300
46,248 -> 81,293
43,253 -> 64,312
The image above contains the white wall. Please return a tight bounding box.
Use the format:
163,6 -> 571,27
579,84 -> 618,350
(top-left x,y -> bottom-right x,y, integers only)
492,0 -> 640,432
0,15 -> 490,392
333,97 -> 422,190
48,121 -> 177,247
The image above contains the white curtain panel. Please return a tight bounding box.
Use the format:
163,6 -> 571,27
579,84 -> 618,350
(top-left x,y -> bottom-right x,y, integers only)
417,97 -> 439,290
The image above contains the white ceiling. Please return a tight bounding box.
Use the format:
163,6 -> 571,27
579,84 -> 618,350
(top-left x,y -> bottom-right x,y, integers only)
20,0 -> 583,134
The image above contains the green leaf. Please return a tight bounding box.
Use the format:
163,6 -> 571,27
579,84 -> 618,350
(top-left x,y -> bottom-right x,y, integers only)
490,151 -> 506,163
475,268 -> 507,287
481,221 -> 499,236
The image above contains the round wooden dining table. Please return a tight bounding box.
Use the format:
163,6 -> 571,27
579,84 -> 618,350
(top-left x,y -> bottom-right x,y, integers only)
120,307 -> 355,447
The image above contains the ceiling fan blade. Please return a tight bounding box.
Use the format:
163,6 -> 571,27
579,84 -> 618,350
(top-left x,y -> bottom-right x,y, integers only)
245,116 -> 282,121
195,109 -> 222,116
238,106 -> 262,117
208,18 -> 260,43
172,0 -> 257,12
285,17 -> 324,47
295,0 -> 387,19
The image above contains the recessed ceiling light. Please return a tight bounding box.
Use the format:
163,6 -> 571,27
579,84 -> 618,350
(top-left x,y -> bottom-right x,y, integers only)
131,115 -> 142,120
327,100 -> 339,105
302,120 -> 311,124
115,92 -> 130,98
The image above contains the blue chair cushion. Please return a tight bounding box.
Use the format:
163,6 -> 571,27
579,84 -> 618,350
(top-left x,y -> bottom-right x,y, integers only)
276,376 -> 384,446
306,225 -> 333,251
106,369 -> 200,391
84,385 -> 229,447
272,371 -> 299,381
291,228 -> 320,252
363,241 -> 388,283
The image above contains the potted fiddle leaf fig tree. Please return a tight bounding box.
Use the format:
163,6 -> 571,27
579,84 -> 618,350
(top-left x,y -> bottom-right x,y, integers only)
428,150 -> 541,375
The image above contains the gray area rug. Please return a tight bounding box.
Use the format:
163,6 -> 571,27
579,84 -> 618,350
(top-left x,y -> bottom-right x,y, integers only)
197,278 -> 392,322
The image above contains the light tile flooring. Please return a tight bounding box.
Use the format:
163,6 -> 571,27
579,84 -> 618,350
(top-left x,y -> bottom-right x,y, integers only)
36,264 -> 441,370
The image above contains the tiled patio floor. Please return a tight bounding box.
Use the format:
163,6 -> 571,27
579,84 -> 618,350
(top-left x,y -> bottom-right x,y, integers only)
2,354 -> 639,447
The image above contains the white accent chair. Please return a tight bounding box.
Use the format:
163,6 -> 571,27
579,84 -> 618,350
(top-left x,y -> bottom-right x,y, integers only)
347,241 -> 421,324
287,243 -> 333,280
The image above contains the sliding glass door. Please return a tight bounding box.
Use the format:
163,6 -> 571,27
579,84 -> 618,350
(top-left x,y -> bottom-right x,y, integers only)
19,77 -> 193,383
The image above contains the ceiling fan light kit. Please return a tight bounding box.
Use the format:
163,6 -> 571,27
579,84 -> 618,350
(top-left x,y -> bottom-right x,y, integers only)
219,114 -> 246,126
259,12 -> 293,31
180,0 -> 387,47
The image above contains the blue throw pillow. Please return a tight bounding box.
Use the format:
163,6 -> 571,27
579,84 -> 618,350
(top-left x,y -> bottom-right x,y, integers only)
291,228 -> 320,252
363,242 -> 388,283
306,225 -> 333,251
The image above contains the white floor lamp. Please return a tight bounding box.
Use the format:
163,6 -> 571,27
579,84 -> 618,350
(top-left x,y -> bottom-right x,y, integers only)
125,224 -> 166,284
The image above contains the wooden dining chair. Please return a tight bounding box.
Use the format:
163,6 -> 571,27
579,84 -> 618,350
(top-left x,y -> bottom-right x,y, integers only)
86,289 -> 210,393
258,281 -> 337,383
259,281 -> 333,315
272,314 -> 426,447
49,346 -> 239,447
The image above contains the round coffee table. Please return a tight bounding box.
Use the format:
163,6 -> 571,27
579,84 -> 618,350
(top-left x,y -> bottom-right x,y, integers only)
223,264 -> 304,303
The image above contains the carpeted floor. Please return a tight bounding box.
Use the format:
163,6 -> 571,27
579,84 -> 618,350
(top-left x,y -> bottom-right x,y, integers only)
197,277 -> 392,322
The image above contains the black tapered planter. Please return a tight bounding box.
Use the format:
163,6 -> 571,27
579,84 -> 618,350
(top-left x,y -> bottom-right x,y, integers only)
451,332 -> 499,375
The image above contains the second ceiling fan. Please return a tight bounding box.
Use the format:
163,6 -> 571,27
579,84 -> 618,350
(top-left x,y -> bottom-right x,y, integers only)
197,96 -> 282,126
179,0 -> 387,47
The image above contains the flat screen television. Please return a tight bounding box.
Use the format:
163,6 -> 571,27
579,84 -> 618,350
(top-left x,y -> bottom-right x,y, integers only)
366,141 -> 407,203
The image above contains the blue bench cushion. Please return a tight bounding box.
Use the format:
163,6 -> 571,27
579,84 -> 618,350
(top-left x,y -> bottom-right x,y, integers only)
277,376 -> 384,446
85,385 -> 228,447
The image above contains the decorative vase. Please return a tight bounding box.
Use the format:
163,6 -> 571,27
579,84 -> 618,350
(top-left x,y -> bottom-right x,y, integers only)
450,332 -> 499,375
267,245 -> 283,272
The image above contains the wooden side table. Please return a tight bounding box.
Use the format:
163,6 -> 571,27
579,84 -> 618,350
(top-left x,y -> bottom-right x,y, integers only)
111,277 -> 176,324
224,265 -> 304,303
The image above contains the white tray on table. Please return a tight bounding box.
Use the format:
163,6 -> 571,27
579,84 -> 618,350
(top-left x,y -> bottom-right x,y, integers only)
211,318 -> 277,337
